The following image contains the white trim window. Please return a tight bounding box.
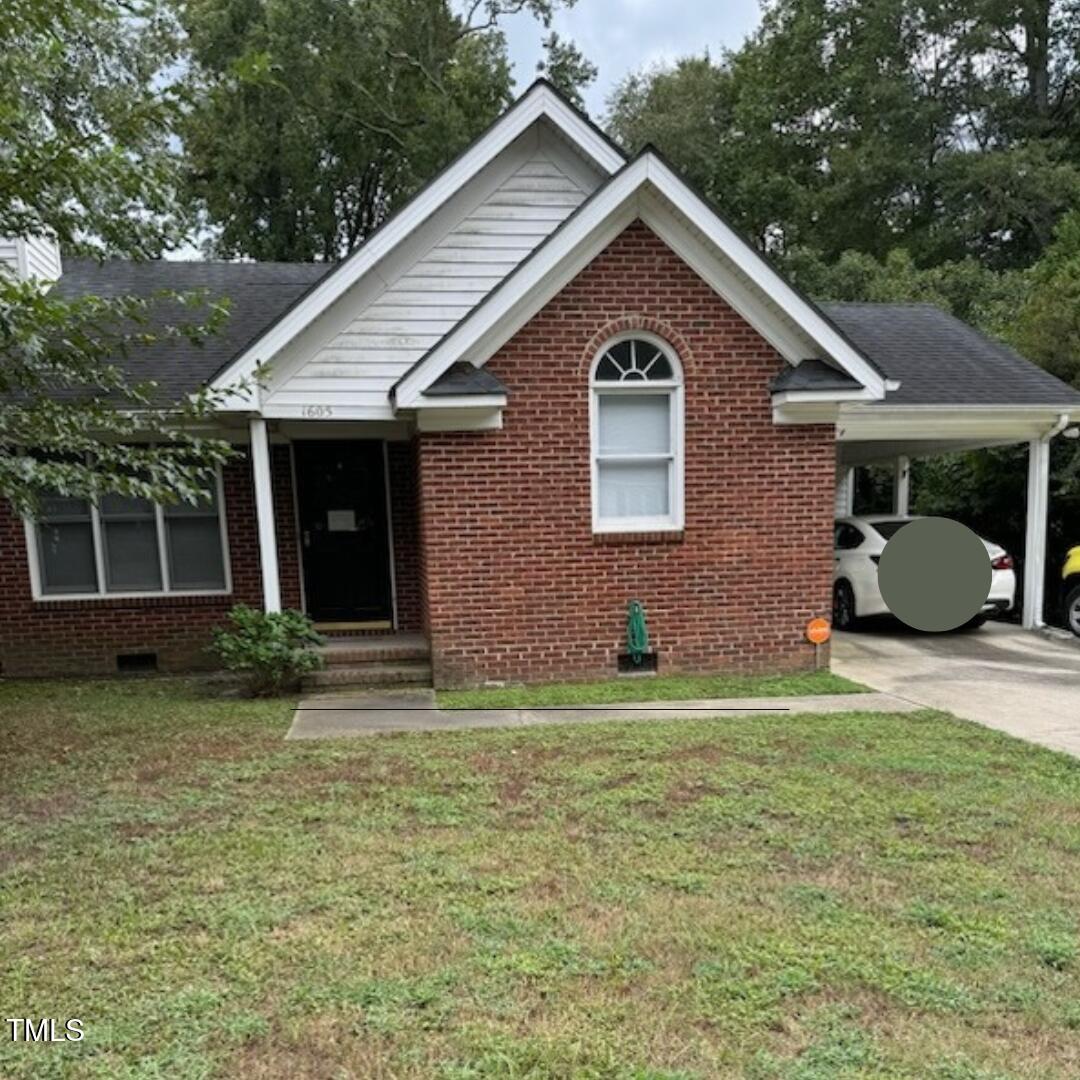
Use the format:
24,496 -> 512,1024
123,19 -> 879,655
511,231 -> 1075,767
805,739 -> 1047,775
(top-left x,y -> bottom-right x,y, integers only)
590,332 -> 684,533
27,473 -> 232,600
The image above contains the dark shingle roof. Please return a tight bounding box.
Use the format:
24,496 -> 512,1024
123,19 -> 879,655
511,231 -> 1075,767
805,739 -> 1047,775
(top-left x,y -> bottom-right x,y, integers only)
771,359 -> 863,393
424,362 -> 507,397
822,302 -> 1080,406
53,258 -> 330,400
49,263 -> 1080,411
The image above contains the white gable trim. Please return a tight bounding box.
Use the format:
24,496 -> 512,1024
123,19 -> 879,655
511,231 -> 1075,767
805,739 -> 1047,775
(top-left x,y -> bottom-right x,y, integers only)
209,83 -> 624,403
393,155 -> 888,409
416,406 -> 505,432
639,192 -> 825,370
393,158 -> 649,408
642,156 -> 885,394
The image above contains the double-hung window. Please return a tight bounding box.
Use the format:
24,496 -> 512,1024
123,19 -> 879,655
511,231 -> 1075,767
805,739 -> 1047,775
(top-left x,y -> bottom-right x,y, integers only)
590,334 -> 684,532
31,474 -> 230,598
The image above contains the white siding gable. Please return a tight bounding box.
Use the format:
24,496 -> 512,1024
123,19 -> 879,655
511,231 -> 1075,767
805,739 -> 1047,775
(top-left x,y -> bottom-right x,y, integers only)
0,237 -> 18,273
23,236 -> 63,281
0,236 -> 62,283
264,128 -> 599,417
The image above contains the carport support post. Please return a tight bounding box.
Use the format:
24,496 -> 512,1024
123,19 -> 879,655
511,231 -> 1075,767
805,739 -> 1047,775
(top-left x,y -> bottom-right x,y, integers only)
250,416 -> 282,614
893,456 -> 910,516
838,467 -> 855,516
1022,437 -> 1050,629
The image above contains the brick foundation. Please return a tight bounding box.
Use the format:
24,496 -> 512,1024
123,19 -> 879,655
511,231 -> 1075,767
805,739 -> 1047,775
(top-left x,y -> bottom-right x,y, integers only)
418,220 -> 836,687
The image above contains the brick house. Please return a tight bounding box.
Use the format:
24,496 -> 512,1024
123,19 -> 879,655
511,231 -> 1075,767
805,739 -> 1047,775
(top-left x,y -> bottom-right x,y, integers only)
3,83 -> 1078,685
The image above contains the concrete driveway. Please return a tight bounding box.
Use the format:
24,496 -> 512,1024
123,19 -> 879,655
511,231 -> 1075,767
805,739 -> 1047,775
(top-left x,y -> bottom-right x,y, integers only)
832,622 -> 1080,756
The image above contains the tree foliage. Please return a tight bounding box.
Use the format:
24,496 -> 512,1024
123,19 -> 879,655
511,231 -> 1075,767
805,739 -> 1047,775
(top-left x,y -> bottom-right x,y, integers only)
536,32 -> 598,109
608,0 -> 1080,268
178,0 -> 591,261
1,0 -> 186,258
1010,210 -> 1080,390
1,0 -> 238,515
783,247 -> 1026,330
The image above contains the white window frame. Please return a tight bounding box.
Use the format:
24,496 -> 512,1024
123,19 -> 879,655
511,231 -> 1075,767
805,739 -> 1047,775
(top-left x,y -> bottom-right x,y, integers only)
25,469 -> 233,601
590,331 -> 685,534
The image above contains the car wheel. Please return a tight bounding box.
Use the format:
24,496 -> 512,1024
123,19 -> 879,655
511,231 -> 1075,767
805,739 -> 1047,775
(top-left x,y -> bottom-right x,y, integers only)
1066,584 -> 1080,638
833,580 -> 856,630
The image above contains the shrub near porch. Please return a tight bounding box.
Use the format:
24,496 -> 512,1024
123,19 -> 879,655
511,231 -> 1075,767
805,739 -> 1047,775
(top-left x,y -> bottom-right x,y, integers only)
2,679 -> 1079,1078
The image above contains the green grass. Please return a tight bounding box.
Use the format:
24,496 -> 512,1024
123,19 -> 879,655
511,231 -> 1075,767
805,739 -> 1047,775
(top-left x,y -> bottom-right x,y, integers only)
2,677 -> 1079,1079
439,669 -> 867,709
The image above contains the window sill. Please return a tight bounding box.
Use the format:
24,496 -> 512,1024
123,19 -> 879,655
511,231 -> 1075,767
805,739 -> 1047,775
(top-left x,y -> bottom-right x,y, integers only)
31,591 -> 233,612
592,530 -> 684,546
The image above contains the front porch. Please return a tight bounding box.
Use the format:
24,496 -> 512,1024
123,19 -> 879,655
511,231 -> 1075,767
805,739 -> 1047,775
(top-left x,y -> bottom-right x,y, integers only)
242,422 -> 423,637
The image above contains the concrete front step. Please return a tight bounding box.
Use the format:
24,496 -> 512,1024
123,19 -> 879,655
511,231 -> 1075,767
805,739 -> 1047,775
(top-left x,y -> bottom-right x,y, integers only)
318,633 -> 430,667
302,659 -> 432,690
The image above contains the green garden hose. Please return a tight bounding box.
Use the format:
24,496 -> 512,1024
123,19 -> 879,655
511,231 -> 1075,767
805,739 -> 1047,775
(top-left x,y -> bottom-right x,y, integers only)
626,600 -> 649,665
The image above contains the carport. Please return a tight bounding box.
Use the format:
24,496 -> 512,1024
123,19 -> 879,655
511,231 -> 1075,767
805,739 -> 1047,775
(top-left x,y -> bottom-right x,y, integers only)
771,303 -> 1080,628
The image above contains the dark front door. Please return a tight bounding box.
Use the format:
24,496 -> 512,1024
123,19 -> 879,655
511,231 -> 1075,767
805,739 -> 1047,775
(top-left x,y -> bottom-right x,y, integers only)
293,441 -> 393,623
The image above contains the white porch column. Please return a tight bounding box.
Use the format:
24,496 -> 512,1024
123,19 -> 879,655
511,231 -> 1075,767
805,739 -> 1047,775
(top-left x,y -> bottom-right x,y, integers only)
249,417 -> 282,614
893,455 -> 910,516
1022,437 -> 1050,629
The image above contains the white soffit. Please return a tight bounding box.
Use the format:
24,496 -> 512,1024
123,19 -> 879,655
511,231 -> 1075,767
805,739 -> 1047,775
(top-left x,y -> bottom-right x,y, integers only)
837,404 -> 1074,441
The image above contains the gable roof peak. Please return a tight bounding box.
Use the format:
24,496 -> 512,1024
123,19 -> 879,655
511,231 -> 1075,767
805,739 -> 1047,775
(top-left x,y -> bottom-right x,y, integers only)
208,76 -> 626,398
393,148 -> 888,407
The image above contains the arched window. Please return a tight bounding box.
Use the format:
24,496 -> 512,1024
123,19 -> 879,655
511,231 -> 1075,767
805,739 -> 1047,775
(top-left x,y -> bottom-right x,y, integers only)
590,333 -> 684,532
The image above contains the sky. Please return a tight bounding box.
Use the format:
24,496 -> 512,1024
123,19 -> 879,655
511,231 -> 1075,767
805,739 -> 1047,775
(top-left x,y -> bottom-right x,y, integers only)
499,0 -> 763,119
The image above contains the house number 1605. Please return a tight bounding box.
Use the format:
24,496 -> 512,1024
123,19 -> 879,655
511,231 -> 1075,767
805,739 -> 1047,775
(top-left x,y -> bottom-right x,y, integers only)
301,405 -> 333,418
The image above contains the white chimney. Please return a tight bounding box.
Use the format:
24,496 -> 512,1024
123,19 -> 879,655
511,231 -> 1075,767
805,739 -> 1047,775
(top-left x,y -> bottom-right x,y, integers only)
0,236 -> 62,283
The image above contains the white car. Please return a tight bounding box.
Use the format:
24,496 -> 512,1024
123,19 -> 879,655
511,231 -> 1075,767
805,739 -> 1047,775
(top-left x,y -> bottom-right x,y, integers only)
833,515 -> 1016,630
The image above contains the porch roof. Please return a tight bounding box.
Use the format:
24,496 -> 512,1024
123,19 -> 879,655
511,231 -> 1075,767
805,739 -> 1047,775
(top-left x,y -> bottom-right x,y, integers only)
823,302 -> 1080,407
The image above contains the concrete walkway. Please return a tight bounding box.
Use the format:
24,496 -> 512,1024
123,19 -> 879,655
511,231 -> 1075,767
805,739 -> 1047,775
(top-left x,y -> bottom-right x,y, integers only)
833,622 -> 1080,757
286,688 -> 920,740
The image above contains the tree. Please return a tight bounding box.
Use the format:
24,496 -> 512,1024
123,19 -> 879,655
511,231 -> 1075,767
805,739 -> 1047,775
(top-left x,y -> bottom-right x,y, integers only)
1,0 -> 237,515
783,247 -> 1025,329
177,0 -> 594,262
536,32 -> 597,110
608,55 -> 809,252
1009,209 -> 1080,390
606,0 -> 1080,269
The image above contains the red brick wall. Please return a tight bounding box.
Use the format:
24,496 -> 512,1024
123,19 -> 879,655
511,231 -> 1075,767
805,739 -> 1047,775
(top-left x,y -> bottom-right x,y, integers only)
417,220 -> 836,687
0,447 -> 302,676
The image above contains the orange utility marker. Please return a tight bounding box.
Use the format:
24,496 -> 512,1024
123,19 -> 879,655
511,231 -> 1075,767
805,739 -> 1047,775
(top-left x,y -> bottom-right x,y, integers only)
806,617 -> 831,669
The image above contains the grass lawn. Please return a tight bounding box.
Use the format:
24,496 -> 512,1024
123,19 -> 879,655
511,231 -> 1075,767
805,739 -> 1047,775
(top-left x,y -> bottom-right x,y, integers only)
438,669 -> 866,709
2,679 -> 1079,1079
